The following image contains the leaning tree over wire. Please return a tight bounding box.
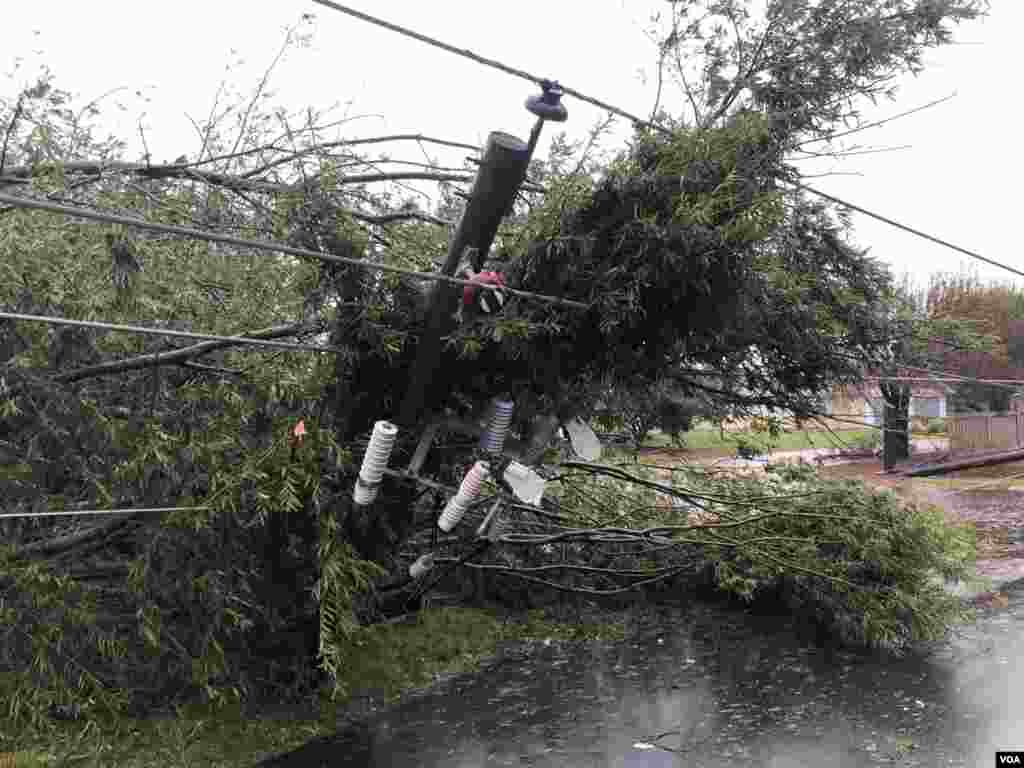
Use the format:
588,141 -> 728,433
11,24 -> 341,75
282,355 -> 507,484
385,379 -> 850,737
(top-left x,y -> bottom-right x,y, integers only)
0,0 -> 986,721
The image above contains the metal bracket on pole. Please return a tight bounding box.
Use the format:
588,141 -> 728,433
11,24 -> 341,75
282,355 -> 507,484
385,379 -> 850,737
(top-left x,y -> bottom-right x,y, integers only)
406,420 -> 440,476
475,499 -> 504,541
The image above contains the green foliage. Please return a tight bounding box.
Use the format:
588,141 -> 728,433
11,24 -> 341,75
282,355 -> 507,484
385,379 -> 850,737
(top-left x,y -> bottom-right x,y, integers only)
468,114 -> 899,429
647,113 -> 784,243
650,0 -> 986,138
0,550 -> 130,736
0,51 -> 386,730
546,461 -> 667,529
715,464 -> 975,649
547,459 -> 975,651
926,418 -> 946,435
639,424 -> 877,456
515,170 -> 595,245
315,537 -> 384,698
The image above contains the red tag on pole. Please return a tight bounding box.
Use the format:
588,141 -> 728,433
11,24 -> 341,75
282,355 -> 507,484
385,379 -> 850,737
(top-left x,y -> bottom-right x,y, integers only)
290,419 -> 307,447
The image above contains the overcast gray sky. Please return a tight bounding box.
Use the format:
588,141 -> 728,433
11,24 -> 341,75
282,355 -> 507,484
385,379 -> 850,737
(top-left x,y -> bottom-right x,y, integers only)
7,1 -> 1022,288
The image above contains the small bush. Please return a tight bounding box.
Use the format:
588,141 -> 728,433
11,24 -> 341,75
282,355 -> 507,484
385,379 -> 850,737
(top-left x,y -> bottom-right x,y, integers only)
843,431 -> 882,453
926,418 -> 946,434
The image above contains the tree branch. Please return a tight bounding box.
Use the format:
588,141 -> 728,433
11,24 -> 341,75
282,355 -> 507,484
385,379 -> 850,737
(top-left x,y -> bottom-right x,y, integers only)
0,95 -> 25,174
54,322 -> 320,385
349,210 -> 451,227
793,92 -> 957,149
0,161 -> 477,195
703,15 -> 778,128
239,134 -> 481,180
12,511 -> 141,559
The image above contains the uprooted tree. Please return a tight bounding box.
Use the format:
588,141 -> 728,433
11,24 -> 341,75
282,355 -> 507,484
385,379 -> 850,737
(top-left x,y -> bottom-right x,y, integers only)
0,0 -> 986,725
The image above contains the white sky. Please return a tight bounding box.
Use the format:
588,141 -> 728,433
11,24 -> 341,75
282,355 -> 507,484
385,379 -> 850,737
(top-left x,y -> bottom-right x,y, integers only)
6,1 -> 1023,289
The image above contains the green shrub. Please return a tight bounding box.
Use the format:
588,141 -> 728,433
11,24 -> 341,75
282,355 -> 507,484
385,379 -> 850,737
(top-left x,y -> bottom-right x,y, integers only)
926,418 -> 946,434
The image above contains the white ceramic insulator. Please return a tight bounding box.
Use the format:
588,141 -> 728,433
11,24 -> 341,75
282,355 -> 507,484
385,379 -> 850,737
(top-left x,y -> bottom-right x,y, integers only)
457,461 -> 489,501
352,477 -> 379,507
352,420 -> 398,506
437,462 -> 489,532
358,420 -> 398,485
438,497 -> 467,533
480,399 -> 515,453
409,553 -> 435,579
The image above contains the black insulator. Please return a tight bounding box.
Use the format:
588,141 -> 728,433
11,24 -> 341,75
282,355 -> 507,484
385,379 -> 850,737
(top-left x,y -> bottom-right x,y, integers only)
525,80 -> 568,122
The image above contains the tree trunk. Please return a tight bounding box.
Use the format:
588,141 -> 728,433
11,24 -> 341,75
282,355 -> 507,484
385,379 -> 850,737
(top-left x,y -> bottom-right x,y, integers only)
881,383 -> 910,471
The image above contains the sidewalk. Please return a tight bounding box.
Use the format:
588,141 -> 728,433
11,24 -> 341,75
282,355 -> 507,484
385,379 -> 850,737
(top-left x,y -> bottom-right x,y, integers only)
709,437 -> 949,470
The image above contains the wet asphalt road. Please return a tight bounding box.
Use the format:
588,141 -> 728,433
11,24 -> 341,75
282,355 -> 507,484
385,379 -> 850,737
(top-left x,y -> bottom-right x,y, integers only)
260,581 -> 1024,767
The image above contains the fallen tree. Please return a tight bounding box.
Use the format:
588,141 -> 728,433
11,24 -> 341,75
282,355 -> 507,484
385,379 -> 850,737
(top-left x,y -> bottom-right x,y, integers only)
0,0 -> 987,730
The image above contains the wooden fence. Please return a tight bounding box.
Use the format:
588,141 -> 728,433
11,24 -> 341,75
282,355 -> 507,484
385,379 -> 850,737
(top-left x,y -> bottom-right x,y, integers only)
947,412 -> 1024,454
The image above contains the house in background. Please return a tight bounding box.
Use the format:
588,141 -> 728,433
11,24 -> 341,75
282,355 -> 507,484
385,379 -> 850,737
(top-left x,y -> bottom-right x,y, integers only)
826,380 -> 952,427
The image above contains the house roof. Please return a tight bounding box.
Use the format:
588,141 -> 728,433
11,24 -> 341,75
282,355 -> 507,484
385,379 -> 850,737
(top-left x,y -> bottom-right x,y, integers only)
833,367 -> 955,400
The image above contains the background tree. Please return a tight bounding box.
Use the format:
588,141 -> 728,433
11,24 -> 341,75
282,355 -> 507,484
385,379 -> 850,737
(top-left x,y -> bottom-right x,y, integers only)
924,271 -> 1024,412
860,272 -> 1001,467
592,378 -> 705,451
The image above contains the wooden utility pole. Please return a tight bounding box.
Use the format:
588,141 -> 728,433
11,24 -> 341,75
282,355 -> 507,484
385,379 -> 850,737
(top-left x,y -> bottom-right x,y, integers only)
397,82 -> 568,430
396,131 -> 531,428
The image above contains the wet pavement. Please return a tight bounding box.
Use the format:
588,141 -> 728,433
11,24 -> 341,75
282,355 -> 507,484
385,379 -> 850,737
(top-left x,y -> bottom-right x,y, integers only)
712,438 -> 949,471
923,488 -> 1024,587
261,579 -> 1024,768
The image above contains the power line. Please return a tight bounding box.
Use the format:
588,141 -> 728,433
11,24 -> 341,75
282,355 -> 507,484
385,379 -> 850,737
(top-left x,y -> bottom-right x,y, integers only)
793,93 -> 957,149
0,312 -> 339,354
866,377 -> 1024,387
0,192 -> 589,310
309,0 -> 653,129
792,183 -> 1024,281
309,2 -> 1016,284
895,362 -> 1024,392
0,506 -> 211,519
845,368 -> 1023,394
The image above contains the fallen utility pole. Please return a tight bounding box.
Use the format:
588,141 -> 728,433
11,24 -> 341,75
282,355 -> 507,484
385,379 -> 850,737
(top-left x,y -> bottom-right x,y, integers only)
395,130 -> 531,428
396,81 -> 568,429
902,447 -> 1024,477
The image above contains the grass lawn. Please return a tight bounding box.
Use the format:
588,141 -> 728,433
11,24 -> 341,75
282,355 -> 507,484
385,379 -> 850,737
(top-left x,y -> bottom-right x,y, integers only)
3,607 -> 628,768
640,426 -> 879,456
